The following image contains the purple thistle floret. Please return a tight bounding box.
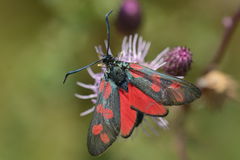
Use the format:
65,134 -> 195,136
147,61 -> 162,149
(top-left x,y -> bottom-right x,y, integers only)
76,34 -> 185,129
163,47 -> 192,76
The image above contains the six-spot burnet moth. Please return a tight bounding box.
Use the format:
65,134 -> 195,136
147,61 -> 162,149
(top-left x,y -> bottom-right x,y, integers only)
63,10 -> 201,156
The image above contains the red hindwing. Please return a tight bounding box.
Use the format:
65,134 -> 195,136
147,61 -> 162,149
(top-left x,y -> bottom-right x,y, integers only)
119,89 -> 138,138
128,83 -> 168,116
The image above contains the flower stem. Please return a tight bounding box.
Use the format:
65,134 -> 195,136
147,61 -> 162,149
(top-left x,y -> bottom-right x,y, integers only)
173,105 -> 191,160
203,7 -> 240,75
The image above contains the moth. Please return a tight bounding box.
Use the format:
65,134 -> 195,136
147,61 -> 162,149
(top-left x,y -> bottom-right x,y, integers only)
64,10 -> 201,156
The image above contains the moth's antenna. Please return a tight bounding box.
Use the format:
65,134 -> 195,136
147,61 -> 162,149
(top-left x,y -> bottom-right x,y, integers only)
63,10 -> 113,84
105,10 -> 113,56
63,59 -> 102,84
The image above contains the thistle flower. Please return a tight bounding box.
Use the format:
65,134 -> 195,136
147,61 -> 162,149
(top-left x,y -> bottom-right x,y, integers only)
76,34 -> 185,129
162,47 -> 192,76
116,0 -> 142,34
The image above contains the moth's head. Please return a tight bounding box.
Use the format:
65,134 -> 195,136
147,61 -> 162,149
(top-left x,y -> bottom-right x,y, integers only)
102,54 -> 115,66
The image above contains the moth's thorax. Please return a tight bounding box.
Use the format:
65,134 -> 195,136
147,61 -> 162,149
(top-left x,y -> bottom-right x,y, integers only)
104,58 -> 129,88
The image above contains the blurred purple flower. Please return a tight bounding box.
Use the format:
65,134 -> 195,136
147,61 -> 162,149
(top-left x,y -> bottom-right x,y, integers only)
116,0 -> 142,34
163,47 -> 192,76
76,34 -> 189,129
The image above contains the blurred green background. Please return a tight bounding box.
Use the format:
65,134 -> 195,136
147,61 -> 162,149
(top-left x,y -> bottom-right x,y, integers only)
1,0 -> 240,160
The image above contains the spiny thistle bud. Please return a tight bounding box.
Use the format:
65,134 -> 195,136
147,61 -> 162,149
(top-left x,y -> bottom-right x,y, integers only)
116,0 -> 142,34
163,47 -> 192,76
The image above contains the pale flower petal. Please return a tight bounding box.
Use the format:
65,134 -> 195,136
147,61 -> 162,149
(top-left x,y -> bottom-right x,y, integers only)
75,93 -> 97,99
80,107 -> 95,116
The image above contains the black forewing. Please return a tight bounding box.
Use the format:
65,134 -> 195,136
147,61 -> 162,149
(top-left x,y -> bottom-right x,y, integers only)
127,64 -> 201,106
87,78 -> 120,156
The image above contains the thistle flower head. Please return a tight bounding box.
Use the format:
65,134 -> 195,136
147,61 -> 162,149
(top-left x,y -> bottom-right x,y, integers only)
116,0 -> 142,34
76,34 -> 169,129
162,47 -> 192,76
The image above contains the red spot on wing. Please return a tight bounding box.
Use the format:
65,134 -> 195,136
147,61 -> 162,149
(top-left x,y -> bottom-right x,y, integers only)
96,104 -> 104,113
129,70 -> 143,78
168,82 -> 185,102
152,74 -> 161,82
100,133 -> 110,144
170,82 -> 181,89
130,64 -> 143,70
99,80 -> 105,92
119,89 -> 137,137
151,83 -> 161,92
129,83 -> 168,116
102,108 -> 113,119
103,82 -> 112,99
92,124 -> 103,135
96,104 -> 113,119
172,91 -> 185,102
151,74 -> 162,92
